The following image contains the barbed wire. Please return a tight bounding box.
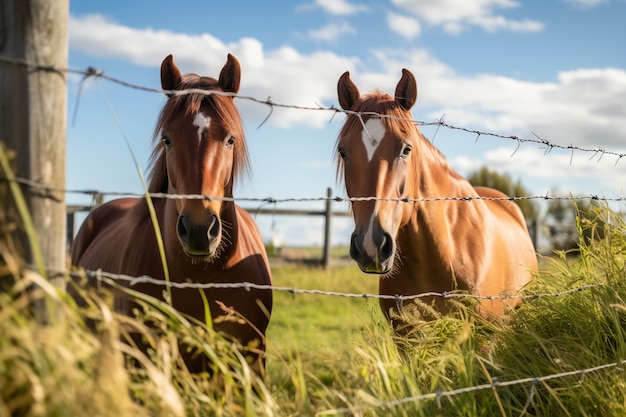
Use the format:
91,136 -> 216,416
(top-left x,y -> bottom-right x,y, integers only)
63,265 -> 622,413
1,55 -> 625,162
321,358 -> 626,414
2,174 -> 625,205
64,267 -> 600,303
4,54 -> 625,414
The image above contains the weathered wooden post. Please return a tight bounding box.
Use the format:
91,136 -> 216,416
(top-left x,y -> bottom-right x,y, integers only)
0,1 -> 69,295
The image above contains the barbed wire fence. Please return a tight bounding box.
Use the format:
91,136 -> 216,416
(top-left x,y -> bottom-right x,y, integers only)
2,54 -> 626,164
2,55 -> 626,412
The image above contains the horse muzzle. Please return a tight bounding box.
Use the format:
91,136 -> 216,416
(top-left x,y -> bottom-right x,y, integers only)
349,230 -> 395,274
176,212 -> 221,258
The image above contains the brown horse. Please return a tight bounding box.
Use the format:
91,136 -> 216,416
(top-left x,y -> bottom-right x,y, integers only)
335,69 -> 537,329
71,54 -> 272,374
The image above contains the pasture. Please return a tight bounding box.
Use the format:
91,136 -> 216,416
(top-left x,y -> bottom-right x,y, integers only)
1,206 -> 626,416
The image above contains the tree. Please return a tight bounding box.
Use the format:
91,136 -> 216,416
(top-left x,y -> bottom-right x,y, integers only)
467,166 -> 538,220
545,191 -> 606,251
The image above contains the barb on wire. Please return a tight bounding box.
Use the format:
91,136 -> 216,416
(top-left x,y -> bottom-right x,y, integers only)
431,113 -> 445,144
72,66 -> 103,126
257,96 -> 273,129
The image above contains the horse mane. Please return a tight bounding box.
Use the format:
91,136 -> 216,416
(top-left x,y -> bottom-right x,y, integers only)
335,91 -> 457,184
147,74 -> 250,194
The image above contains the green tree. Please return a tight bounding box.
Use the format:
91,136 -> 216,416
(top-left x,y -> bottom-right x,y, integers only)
545,191 -> 606,251
467,166 -> 538,220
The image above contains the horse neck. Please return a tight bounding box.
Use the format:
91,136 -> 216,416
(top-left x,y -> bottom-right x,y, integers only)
401,134 -> 483,257
414,138 -> 476,200
219,185 -> 241,255
220,180 -> 239,232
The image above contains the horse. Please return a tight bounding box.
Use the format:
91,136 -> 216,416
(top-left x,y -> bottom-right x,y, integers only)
335,69 -> 537,330
71,53 -> 272,374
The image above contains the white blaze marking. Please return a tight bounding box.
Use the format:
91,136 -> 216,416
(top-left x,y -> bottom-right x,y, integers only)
193,112 -> 211,141
361,118 -> 386,162
362,210 -> 378,257
355,118 -> 385,256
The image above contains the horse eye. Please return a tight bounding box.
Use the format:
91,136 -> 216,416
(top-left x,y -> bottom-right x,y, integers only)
162,135 -> 172,149
400,144 -> 412,159
338,147 -> 347,160
225,135 -> 235,148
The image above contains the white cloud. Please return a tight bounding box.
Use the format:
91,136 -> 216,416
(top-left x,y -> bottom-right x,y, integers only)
69,15 -> 626,154
468,15 -> 544,33
306,21 -> 356,41
67,14 -> 626,245
386,12 -> 422,39
453,146 -> 626,196
298,0 -> 369,15
390,0 -> 544,34
69,14 -> 358,129
69,14 -> 229,69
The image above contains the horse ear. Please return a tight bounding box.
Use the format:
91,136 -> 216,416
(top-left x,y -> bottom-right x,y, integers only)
218,53 -> 241,94
394,68 -> 418,111
337,71 -> 360,110
161,54 -> 182,96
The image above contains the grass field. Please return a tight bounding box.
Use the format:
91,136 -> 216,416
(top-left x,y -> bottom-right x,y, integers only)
265,264 -> 380,399
2,206 -> 626,416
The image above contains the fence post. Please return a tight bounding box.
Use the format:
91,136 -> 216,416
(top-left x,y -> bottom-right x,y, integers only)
530,217 -> 541,253
0,1 -> 69,296
322,187 -> 332,268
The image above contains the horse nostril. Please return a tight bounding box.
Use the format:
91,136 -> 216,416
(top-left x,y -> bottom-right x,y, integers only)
177,214 -> 189,239
349,233 -> 361,261
380,232 -> 394,260
208,214 -> 221,239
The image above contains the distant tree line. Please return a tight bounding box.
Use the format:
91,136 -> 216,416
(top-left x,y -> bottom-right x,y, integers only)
467,166 -> 538,220
467,166 -> 607,251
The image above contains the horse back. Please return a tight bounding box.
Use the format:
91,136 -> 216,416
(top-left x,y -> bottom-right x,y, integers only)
473,186 -> 528,230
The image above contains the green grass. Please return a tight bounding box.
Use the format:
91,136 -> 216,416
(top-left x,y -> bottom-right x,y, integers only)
2,205 -> 626,415
265,264 -> 380,410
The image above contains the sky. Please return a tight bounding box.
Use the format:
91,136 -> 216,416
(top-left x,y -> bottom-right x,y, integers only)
66,0 -> 626,247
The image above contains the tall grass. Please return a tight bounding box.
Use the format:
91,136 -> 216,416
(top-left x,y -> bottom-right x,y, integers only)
309,206 -> 626,416
2,205 -> 626,416
0,256 -> 278,416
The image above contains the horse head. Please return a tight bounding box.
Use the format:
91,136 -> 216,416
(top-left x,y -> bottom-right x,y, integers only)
336,69 -> 419,274
153,54 -> 248,260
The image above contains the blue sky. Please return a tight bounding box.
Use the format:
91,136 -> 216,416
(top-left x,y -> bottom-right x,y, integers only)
67,0 -> 626,247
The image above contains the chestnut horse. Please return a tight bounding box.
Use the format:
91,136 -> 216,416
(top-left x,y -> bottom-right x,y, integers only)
71,54 -> 272,373
336,69 -> 537,329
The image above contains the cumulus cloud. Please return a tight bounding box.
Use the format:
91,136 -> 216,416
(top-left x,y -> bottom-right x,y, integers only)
69,14 -> 358,129
297,0 -> 369,15
390,0 -> 544,34
452,146 -> 626,196
69,14 -> 626,166
67,13 -> 626,245
386,11 -> 422,39
306,21 -> 356,41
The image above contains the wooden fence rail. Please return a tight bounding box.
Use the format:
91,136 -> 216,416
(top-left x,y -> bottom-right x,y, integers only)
66,187 -> 557,268
66,187 -> 350,268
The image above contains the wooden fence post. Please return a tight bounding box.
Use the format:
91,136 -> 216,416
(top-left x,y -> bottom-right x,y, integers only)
0,1 -> 69,294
